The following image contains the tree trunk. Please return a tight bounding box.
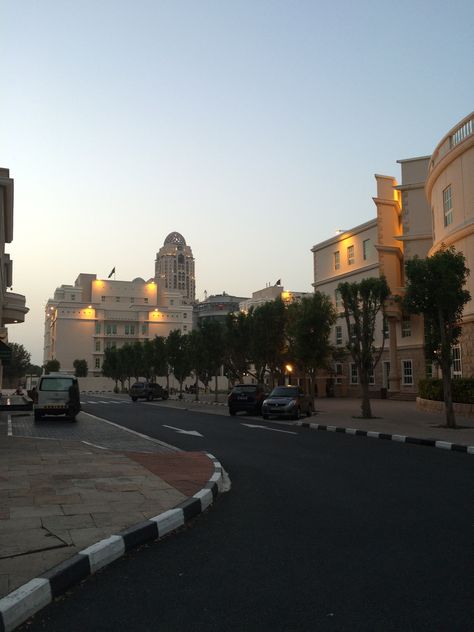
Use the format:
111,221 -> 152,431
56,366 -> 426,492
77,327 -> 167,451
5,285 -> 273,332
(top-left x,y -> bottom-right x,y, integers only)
214,374 -> 218,403
360,371 -> 372,418
310,374 -> 316,410
441,360 -> 456,428
194,375 -> 199,402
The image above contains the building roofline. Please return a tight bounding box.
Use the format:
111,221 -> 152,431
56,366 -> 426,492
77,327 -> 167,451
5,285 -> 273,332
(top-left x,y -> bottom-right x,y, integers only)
311,218 -> 377,251
396,155 -> 431,164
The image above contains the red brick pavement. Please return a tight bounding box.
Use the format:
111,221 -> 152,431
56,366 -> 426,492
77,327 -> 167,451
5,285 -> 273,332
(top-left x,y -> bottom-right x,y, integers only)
126,451 -> 214,496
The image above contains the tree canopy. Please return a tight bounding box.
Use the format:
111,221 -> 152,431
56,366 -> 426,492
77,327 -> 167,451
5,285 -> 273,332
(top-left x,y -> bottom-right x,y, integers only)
404,247 -> 470,428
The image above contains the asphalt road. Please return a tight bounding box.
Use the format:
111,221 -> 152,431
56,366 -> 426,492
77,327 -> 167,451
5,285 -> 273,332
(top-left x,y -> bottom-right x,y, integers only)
20,396 -> 474,631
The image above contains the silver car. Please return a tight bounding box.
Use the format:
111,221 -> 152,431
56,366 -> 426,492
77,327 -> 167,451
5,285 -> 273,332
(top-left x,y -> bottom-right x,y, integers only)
262,386 -> 313,420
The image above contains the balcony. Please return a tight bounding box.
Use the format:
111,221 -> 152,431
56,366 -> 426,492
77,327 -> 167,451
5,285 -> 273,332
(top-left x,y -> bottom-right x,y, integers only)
2,292 -> 28,325
429,113 -> 474,175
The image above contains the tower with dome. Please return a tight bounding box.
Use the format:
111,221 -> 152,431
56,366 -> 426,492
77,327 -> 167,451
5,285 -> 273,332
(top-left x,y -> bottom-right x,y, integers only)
155,232 -> 195,303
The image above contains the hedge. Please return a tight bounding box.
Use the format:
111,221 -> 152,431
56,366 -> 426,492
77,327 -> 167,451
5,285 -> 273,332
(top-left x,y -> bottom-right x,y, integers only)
418,378 -> 474,404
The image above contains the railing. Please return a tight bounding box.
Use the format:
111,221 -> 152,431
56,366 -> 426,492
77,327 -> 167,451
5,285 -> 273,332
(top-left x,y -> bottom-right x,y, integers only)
429,114 -> 474,173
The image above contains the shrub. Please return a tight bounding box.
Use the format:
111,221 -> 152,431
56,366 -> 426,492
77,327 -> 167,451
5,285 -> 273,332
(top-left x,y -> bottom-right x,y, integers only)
418,377 -> 474,404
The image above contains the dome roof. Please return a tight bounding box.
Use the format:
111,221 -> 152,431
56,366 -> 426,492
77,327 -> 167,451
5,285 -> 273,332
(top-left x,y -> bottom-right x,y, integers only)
132,277 -> 146,283
164,232 -> 186,246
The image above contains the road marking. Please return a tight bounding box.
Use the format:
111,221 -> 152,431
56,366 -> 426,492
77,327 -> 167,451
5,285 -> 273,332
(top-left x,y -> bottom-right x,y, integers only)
241,423 -> 297,435
81,412 -> 181,451
7,415 -> 12,436
162,424 -> 204,437
82,440 -> 108,450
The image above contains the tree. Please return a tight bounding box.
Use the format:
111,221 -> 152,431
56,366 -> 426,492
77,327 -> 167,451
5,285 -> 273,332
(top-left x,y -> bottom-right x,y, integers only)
73,359 -> 88,377
166,330 -> 193,397
188,328 -> 207,399
152,336 -> 169,387
198,319 -> 225,402
250,298 -> 287,385
338,276 -> 390,418
102,347 -> 126,391
223,311 -> 251,384
287,293 -> 337,402
403,247 -> 470,428
3,343 -> 31,385
44,359 -> 60,374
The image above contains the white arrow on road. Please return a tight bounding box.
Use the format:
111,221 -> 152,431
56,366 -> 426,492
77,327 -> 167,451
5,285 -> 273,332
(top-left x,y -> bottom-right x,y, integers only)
241,423 -> 297,435
163,424 -> 204,437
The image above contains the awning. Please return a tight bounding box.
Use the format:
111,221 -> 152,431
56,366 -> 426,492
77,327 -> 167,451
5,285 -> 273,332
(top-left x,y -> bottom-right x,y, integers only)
0,341 -> 12,363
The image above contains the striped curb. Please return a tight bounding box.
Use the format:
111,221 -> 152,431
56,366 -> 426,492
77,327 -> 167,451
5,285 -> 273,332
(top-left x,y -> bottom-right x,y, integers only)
298,422 -> 474,455
0,454 -> 224,632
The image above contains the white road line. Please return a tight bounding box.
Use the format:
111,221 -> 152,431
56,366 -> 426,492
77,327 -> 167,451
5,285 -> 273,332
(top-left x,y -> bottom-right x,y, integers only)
241,423 -> 297,435
82,440 -> 108,450
7,415 -> 12,436
162,424 -> 204,437
81,411 -> 181,451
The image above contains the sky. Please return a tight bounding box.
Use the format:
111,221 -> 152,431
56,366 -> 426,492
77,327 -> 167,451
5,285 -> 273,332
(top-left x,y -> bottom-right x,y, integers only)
1,0 -> 473,364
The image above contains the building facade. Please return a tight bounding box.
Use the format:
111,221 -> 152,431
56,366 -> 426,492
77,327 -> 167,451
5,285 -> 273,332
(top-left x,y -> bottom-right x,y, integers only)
193,292 -> 248,327
154,232 -> 195,303
426,112 -> 474,378
312,111 -> 474,397
239,284 -> 312,312
0,168 -> 29,386
44,236 -> 195,375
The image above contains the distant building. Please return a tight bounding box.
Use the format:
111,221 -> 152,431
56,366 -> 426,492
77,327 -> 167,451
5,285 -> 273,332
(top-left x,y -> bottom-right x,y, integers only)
44,234 -> 195,375
0,168 -> 29,385
155,232 -> 195,303
239,284 -> 312,312
193,292 -> 248,327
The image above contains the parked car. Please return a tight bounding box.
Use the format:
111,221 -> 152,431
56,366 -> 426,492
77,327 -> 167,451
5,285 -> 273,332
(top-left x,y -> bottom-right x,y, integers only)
130,382 -> 169,402
228,384 -> 267,416
33,373 -> 81,422
262,385 -> 313,420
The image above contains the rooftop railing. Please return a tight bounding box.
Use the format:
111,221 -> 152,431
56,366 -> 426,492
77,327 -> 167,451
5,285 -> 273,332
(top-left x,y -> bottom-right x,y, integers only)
429,113 -> 474,173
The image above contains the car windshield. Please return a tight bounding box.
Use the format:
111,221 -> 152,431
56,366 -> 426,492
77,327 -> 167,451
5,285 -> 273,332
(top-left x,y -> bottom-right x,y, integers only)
132,383 -> 145,389
40,378 -> 74,392
232,386 -> 257,394
270,387 -> 299,397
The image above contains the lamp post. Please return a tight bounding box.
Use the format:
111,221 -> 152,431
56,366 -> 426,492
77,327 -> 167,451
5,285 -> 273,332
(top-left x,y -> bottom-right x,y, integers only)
285,364 -> 293,385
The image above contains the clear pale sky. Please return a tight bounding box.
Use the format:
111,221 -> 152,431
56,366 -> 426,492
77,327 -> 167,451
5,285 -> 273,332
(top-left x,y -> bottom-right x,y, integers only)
1,0 -> 473,364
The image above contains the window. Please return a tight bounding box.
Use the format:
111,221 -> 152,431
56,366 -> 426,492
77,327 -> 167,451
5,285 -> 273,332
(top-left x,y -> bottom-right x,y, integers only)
170,299 -> 174,305
369,366 -> 375,385
401,316 -> 411,338
347,245 -> 355,265
95,358 -> 100,369
142,324 -> 148,335
402,360 -> 413,385
426,362 -> 434,379
363,239 -> 371,261
95,340 -> 100,351
106,324 -> 117,335
335,325 -> 343,345
184,312 -> 187,318
116,296 -> 120,302
334,251 -> 340,270
71,294 -> 75,301
101,296 -> 105,302
144,298 -> 148,304
443,185 -> 453,227
95,322 -> 101,334
383,317 -> 389,339
350,363 -> 358,385
452,345 -> 462,378
130,297 -> 135,303
349,323 -> 356,343
335,289 -> 343,310
183,325 -> 187,331
334,362 -> 343,384
125,324 -> 135,335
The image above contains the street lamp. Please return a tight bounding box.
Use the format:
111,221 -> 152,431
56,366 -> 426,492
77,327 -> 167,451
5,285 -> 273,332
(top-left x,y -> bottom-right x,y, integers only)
285,364 -> 293,385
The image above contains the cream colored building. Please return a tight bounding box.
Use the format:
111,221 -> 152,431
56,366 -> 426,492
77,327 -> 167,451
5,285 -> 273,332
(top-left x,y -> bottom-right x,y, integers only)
239,284 -> 312,312
155,232 -> 195,303
426,111 -> 474,377
0,168 -> 29,385
44,237 -> 194,375
312,160 -> 431,397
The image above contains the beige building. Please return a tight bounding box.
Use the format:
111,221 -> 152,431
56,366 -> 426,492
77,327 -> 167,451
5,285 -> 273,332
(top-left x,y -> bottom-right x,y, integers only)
44,237 -> 194,375
312,111 -> 474,397
312,161 -> 431,397
239,284 -> 312,312
155,232 -> 195,303
0,168 -> 29,385
426,111 -> 474,377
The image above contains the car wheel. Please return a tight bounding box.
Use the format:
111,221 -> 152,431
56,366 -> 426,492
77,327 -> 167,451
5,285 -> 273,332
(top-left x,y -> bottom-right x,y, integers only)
292,408 -> 300,420
229,409 -> 236,416
132,396 -> 138,402
70,414 -> 77,422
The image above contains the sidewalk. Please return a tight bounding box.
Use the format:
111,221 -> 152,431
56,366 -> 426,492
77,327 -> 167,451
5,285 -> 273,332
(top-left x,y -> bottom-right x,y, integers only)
0,430 -> 223,631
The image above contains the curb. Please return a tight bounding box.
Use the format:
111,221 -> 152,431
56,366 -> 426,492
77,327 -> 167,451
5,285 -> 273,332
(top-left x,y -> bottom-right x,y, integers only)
298,422 -> 474,455
0,454 -> 224,632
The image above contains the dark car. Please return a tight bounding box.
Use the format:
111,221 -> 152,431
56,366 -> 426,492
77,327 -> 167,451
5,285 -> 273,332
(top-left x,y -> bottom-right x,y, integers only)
262,385 -> 313,420
228,384 -> 267,416
130,382 -> 169,402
